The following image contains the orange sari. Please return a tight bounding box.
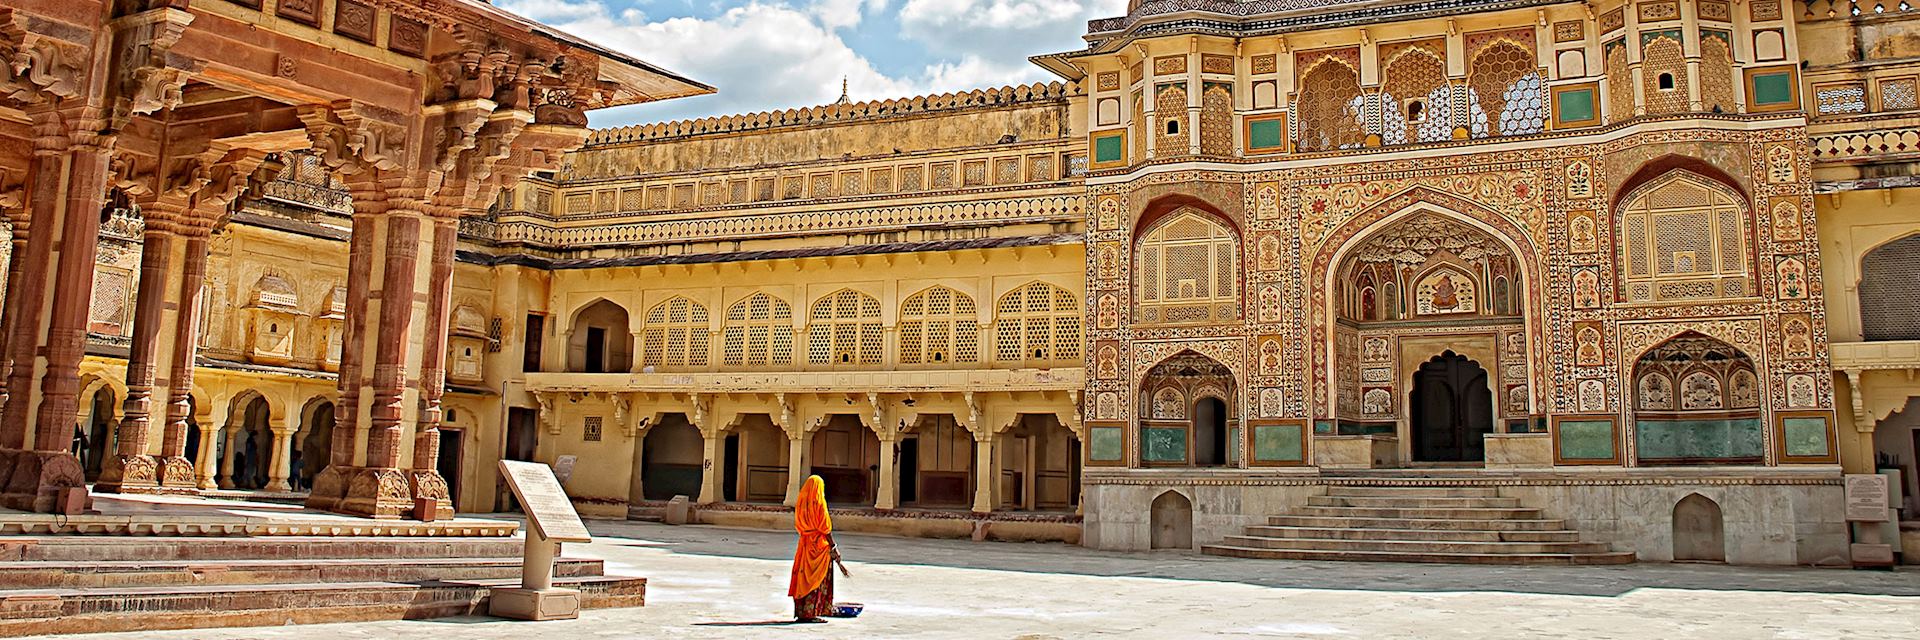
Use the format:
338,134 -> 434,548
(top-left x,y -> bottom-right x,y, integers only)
788,475 -> 834,599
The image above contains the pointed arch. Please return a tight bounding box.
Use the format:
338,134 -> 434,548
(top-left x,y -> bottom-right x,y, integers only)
1150,490 -> 1195,550
640,296 -> 711,369
808,288 -> 883,366
1631,331 -> 1764,464
722,291 -> 795,367
1313,192 -> 1541,419
567,297 -> 633,373
1615,169 -> 1752,303
1134,207 -> 1240,325
994,281 -> 1081,365
900,285 -> 979,365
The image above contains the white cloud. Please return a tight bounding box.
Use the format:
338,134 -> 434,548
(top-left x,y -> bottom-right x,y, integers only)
898,0 -> 1124,65
496,0 -> 1119,125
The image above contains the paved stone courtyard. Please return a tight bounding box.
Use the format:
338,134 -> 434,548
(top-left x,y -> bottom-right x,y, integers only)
58,519 -> 1920,640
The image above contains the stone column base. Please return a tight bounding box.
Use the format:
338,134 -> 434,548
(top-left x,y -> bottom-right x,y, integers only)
0,449 -> 89,514
92,454 -> 161,494
154,456 -> 200,493
337,467 -> 415,519
409,469 -> 454,520
304,464 -> 358,512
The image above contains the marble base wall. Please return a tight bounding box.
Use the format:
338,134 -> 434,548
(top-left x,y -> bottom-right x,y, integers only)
1081,471 -> 1849,565
1503,482 -> 1849,566
1081,479 -> 1318,551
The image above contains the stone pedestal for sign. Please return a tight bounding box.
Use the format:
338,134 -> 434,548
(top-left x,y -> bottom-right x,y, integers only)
489,587 -> 582,621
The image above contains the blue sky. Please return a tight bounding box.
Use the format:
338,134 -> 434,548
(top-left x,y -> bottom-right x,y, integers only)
497,0 -> 1127,126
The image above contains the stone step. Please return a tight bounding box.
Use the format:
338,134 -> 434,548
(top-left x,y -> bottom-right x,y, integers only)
1293,506 -> 1544,520
0,557 -> 606,589
1305,495 -> 1521,509
1243,525 -> 1583,543
1322,486 -> 1502,498
0,536 -> 523,563
1200,544 -> 1637,565
1267,515 -> 1569,531
0,575 -> 646,637
627,505 -> 666,523
1220,535 -> 1614,555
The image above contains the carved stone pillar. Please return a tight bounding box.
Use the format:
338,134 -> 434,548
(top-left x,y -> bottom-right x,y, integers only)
193,412 -> 220,490
305,213 -> 373,511
265,423 -> 292,493
338,205 -> 427,519
217,425 -> 241,489
157,230 -> 210,490
406,216 -> 458,520
0,107 -> 113,513
784,428 -> 814,507
972,430 -> 997,514
696,430 -> 723,505
875,431 -> 900,510
93,214 -> 178,494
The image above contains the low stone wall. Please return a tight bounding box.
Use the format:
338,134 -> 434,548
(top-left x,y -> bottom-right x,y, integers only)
684,504 -> 1081,544
1080,468 -> 1850,566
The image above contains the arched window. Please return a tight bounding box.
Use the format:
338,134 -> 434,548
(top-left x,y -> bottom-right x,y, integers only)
1860,234 -> 1920,341
1136,208 -> 1239,325
722,292 -> 794,366
900,286 -> 979,365
808,289 -> 882,366
1295,52 -> 1365,152
994,282 -> 1082,365
640,297 -> 710,369
1468,39 -> 1547,137
1380,42 -> 1449,145
1619,172 -> 1750,302
1641,33 -> 1690,114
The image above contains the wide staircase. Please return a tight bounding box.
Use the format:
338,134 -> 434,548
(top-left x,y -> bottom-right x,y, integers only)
1201,485 -> 1635,565
0,535 -> 645,636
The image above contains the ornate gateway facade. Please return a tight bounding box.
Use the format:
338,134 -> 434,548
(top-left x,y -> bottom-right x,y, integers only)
1035,0 -> 1866,563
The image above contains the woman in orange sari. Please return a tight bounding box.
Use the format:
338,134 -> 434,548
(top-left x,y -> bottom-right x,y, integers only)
788,475 -> 839,622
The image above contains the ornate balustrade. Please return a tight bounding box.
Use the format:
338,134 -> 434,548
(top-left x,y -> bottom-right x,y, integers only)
1800,0 -> 1917,17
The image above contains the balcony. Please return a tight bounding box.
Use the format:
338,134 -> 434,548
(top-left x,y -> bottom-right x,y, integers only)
1830,340 -> 1920,371
523,367 -> 1085,394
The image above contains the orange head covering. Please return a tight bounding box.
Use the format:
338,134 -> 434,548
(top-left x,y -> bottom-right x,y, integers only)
788,475 -> 834,597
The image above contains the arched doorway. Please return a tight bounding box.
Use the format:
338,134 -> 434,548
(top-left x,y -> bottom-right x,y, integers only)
298,399 -> 335,492
1149,490 -> 1194,550
1139,351 -> 1237,467
1410,351 -> 1494,462
1192,397 -> 1228,467
1323,208 -> 1531,463
225,395 -> 273,490
568,299 -> 632,373
1672,493 -> 1726,562
82,385 -> 118,481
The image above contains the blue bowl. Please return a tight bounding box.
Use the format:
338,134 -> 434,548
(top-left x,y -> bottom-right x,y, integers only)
830,603 -> 864,618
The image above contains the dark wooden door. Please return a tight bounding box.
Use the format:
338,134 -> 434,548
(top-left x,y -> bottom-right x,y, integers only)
1411,351 -> 1493,462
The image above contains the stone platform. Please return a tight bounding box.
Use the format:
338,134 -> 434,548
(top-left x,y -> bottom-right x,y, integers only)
0,493 -> 644,636
0,493 -> 517,537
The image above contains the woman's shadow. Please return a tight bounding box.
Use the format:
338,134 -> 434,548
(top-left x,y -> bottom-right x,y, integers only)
692,619 -> 830,627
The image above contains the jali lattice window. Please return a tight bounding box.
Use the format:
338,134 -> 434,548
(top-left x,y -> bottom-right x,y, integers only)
722,292 -> 794,366
1295,52 -> 1365,152
900,286 -> 980,365
1619,172 -> 1750,302
1136,209 -> 1239,324
1380,42 -> 1450,145
808,289 -> 883,366
1860,234 -> 1920,341
1468,38 -> 1547,137
641,297 -> 710,369
993,282 -> 1082,365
